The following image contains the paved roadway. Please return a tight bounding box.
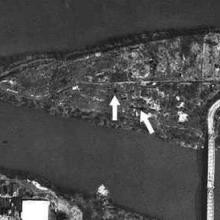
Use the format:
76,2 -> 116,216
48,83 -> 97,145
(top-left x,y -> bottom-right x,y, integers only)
0,102 -> 209,219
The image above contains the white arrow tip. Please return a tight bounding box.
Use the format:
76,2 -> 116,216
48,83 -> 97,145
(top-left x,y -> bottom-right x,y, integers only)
140,111 -> 155,134
140,111 -> 151,122
110,95 -> 120,106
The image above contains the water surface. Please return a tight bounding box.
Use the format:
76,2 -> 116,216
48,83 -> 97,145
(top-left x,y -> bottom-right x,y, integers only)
0,102 -> 207,219
0,0 -> 218,56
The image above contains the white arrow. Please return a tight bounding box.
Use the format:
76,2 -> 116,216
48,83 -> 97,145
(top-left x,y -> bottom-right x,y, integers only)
140,111 -> 155,134
109,96 -> 120,121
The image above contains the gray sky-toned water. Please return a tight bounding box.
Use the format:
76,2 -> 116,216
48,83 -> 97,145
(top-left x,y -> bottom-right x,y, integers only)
0,0 -> 218,56
0,102 -> 207,219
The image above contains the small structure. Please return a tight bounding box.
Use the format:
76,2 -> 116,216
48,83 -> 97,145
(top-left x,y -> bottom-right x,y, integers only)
21,200 -> 50,220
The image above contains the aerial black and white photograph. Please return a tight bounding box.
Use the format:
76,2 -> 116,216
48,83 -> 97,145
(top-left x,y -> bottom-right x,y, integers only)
0,0 -> 219,219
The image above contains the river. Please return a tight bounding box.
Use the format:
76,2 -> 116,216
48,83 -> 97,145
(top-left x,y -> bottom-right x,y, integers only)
0,101 -> 210,219
0,0 -> 218,56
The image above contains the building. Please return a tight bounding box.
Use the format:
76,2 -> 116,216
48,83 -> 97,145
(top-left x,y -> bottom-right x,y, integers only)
21,200 -> 50,220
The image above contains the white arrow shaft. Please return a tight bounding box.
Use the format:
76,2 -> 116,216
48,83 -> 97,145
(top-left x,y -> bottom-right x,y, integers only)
143,119 -> 154,134
112,106 -> 118,121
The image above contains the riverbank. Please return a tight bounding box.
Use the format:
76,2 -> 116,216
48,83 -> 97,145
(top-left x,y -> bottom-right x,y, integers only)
0,171 -> 156,220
